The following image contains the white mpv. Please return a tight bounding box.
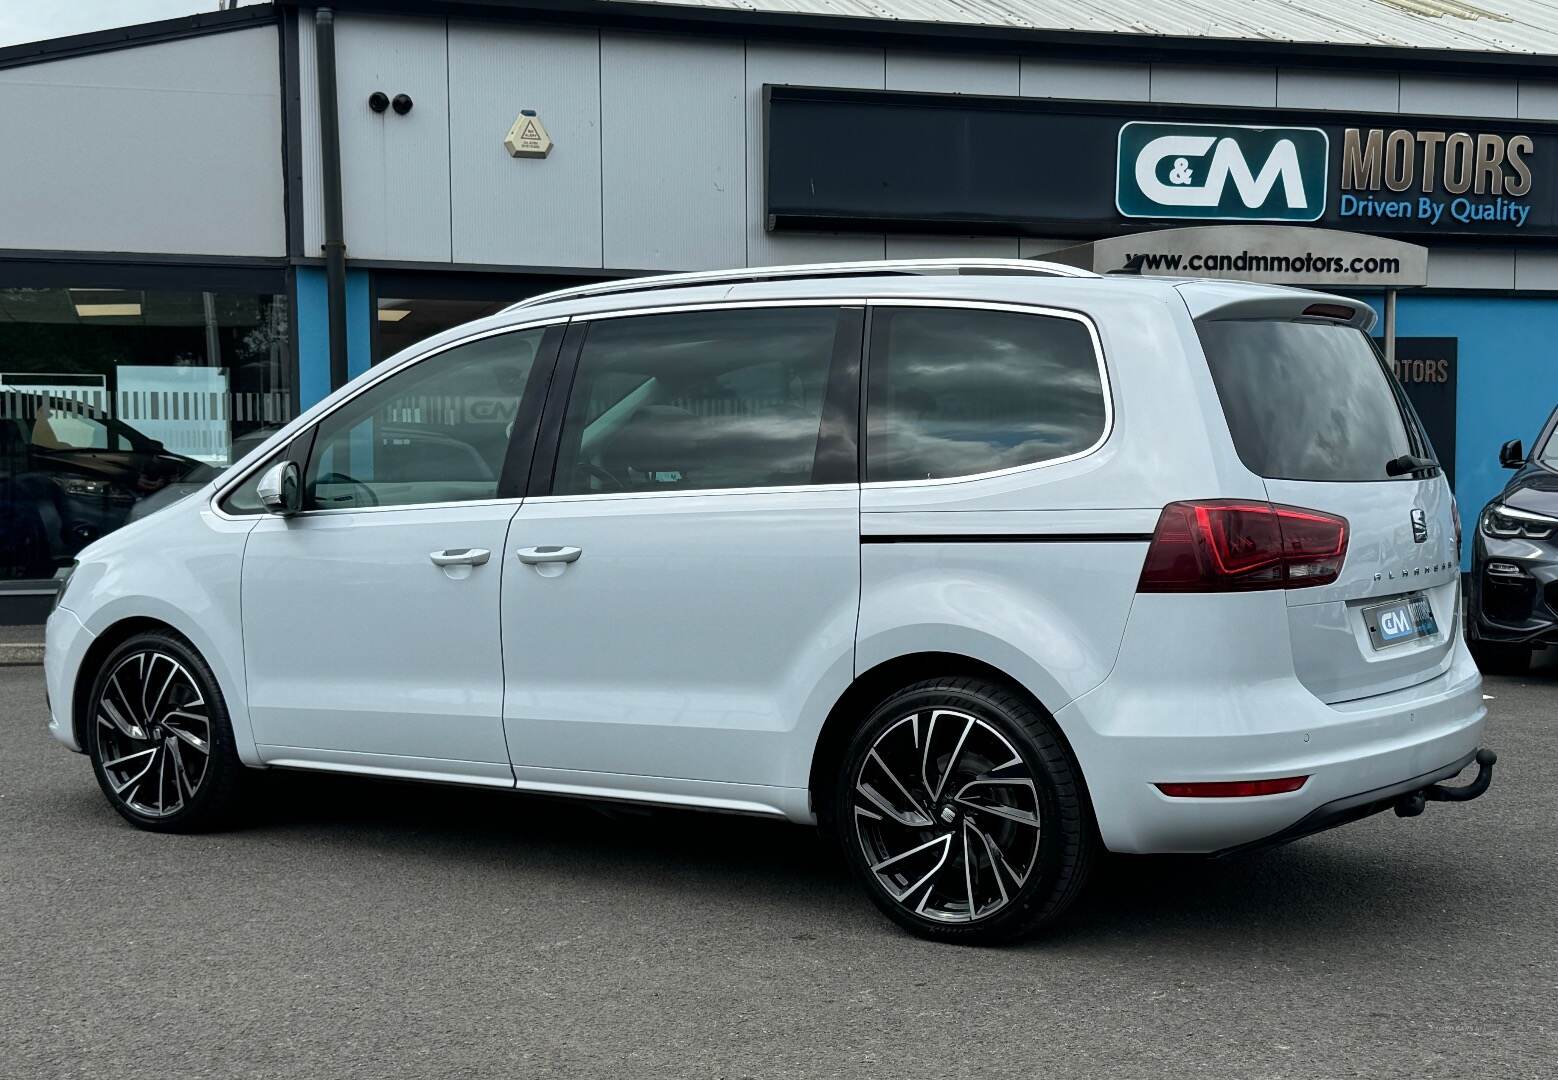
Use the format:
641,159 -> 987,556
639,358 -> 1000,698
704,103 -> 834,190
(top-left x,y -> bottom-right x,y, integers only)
44,260 -> 1495,943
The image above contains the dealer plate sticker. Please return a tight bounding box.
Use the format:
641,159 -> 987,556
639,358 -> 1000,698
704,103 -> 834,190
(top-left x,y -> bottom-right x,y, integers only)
1364,593 -> 1438,650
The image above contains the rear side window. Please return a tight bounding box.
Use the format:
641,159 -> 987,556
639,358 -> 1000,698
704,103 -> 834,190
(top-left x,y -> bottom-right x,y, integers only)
1198,320 -> 1430,482
865,306 -> 1107,483
552,307 -> 842,495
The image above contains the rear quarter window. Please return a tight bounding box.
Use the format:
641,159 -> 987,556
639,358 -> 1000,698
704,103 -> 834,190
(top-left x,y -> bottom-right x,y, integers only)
1197,319 -> 1431,483
865,306 -> 1108,483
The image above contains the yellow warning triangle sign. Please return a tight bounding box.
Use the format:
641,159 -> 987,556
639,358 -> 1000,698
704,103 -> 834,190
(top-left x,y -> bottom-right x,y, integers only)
505,112 -> 553,158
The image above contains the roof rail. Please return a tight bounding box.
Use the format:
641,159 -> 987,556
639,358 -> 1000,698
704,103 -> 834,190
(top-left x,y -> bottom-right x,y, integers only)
504,258 -> 1097,312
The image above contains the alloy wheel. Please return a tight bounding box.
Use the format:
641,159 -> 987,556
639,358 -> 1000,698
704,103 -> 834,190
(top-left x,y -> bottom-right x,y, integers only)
93,650 -> 212,818
851,708 -> 1041,924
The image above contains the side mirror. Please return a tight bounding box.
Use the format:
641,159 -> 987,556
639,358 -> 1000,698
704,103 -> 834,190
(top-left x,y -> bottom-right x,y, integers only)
1499,439 -> 1525,470
256,460 -> 301,515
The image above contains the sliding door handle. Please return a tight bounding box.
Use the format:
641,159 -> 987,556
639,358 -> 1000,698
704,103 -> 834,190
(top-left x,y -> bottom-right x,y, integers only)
516,545 -> 582,565
429,548 -> 491,567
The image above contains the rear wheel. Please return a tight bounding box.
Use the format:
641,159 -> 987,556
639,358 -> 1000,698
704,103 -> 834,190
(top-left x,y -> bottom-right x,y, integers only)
85,630 -> 248,832
832,677 -> 1095,944
1471,641 -> 1531,676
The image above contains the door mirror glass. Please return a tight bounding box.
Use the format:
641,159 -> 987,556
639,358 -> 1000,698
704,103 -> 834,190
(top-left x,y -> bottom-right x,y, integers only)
256,460 -> 300,515
1500,439 -> 1525,469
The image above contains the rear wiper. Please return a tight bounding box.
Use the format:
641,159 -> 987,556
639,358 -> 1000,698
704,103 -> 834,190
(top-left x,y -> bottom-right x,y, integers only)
1385,454 -> 1438,476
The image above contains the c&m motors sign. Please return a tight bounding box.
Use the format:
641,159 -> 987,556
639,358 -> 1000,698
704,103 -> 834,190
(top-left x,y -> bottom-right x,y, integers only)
1116,123 -> 1329,222
763,85 -> 1558,239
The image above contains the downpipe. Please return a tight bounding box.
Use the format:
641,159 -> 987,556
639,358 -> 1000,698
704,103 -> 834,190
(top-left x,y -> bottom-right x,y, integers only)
1394,749 -> 1497,817
314,6 -> 349,392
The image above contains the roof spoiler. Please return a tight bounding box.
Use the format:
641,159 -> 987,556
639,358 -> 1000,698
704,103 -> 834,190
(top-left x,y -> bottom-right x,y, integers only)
1177,283 -> 1376,333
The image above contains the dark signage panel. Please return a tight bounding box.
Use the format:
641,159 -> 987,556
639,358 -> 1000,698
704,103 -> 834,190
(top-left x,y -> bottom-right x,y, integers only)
764,85 -> 1558,239
1386,337 -> 1458,486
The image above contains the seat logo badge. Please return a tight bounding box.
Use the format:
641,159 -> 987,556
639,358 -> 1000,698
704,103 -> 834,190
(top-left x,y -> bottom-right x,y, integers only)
1117,122 -> 1329,222
1411,508 -> 1428,543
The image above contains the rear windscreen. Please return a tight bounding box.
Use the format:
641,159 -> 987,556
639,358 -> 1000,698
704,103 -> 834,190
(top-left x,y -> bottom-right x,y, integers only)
1197,319 -> 1431,483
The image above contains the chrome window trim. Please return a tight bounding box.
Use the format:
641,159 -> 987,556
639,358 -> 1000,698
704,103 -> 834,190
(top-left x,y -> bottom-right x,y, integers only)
859,298 -> 1114,490
527,483 -> 858,505
209,317 -> 566,522
255,495 -> 526,520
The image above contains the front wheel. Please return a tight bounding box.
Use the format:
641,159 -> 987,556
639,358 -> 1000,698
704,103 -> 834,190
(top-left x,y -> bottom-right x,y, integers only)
85,630 -> 248,832
832,677 -> 1095,944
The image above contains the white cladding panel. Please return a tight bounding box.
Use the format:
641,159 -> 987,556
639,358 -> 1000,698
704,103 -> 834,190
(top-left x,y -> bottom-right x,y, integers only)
600,32 -> 745,271
885,51 -> 1018,95
1276,69 -> 1399,112
0,27 -> 284,257
1151,64 -> 1276,107
300,14 -> 452,262
1020,58 -> 1149,101
281,17 -> 1546,278
1400,74 -> 1519,118
448,22 -> 603,268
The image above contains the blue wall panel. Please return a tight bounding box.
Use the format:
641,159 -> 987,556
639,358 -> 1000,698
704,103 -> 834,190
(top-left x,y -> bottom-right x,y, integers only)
1367,294 -> 1558,568
295,266 -> 372,410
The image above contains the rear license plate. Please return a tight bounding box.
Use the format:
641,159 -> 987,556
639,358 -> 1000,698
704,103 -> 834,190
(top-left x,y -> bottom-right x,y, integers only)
1364,593 -> 1438,650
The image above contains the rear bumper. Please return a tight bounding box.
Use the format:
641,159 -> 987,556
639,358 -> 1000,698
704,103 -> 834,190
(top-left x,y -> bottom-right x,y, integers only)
1057,613 -> 1487,854
1211,747 -> 1493,857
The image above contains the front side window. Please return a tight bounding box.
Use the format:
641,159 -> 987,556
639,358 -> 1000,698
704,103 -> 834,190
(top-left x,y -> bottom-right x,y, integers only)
303,328 -> 544,510
552,307 -> 842,496
865,306 -> 1107,483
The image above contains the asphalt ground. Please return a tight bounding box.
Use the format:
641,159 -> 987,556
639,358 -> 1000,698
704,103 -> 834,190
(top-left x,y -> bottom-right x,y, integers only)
2,660 -> 1554,1079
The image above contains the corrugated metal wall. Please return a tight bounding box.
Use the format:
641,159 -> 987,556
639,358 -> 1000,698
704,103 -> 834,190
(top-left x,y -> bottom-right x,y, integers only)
0,26 -> 285,257
296,14 -> 1558,285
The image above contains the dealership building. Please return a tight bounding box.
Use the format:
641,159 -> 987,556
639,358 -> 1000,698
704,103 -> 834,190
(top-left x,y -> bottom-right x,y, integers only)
4,0 -> 1558,615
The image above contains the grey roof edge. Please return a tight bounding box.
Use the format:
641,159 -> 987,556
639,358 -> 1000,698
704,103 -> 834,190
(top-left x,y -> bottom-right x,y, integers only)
280,0 -> 1558,75
0,4 -> 278,73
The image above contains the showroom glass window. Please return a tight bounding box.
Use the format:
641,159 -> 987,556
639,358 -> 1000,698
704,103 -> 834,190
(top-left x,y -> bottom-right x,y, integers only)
302,328 -> 543,510
551,307 -> 842,495
0,286 -> 289,582
865,306 -> 1107,483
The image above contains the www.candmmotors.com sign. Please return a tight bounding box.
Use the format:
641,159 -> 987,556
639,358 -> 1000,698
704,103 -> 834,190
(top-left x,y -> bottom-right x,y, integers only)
764,86 -> 1558,239
1117,123 -> 1329,222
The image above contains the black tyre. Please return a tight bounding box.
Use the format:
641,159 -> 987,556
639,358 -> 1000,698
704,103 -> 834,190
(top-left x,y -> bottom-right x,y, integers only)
1471,641 -> 1531,676
85,630 -> 248,832
832,677 -> 1095,944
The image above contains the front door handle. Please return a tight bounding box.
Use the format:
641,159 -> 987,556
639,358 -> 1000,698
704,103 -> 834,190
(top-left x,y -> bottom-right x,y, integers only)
516,545 -> 582,565
429,548 -> 491,567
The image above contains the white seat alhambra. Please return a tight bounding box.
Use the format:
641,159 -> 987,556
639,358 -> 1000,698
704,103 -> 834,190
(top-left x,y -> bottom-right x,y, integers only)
44,259 -> 1495,943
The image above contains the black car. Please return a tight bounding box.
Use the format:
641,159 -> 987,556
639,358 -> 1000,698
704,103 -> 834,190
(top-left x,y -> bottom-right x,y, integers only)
1468,408 -> 1558,673
0,395 -> 218,578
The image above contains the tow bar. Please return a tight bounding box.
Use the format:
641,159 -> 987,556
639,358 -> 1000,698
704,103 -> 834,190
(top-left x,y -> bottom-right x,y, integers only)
1394,749 -> 1497,818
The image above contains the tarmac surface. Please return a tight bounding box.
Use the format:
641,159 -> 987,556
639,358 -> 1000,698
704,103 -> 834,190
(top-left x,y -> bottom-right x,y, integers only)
2,661 -> 1553,1079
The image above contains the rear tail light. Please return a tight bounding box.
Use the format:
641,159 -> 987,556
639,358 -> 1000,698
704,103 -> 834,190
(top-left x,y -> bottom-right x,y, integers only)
1155,776 -> 1309,798
1137,500 -> 1348,592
